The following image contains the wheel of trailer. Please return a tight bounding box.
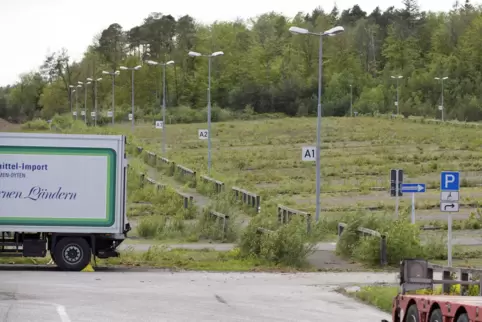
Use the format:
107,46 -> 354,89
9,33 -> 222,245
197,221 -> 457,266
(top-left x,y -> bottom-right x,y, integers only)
456,313 -> 469,322
53,237 -> 91,271
429,308 -> 443,322
405,304 -> 419,322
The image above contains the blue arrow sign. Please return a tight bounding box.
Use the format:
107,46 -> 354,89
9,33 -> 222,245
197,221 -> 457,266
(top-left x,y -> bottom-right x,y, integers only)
401,183 -> 426,193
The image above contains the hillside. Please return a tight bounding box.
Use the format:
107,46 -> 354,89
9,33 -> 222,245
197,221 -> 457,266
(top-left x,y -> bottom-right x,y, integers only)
118,116 -> 482,223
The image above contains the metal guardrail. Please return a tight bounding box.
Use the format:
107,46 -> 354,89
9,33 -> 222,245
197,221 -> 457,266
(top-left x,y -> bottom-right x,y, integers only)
277,205 -> 311,233
146,151 -> 156,166
177,191 -> 194,209
176,164 -> 196,183
133,169 -> 193,209
209,211 -> 229,239
200,175 -> 224,194
256,227 -> 273,234
232,186 -> 261,213
337,222 -> 387,266
157,155 -> 170,166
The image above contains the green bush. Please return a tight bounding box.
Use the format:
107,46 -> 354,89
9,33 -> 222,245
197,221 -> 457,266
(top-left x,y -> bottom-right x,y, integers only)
239,213 -> 314,267
51,114 -> 74,131
335,211 -> 454,266
21,119 -> 50,130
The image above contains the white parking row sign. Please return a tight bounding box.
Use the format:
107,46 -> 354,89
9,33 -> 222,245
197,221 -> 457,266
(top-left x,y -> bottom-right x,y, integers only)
301,146 -> 317,161
198,129 -> 208,140
155,121 -> 164,129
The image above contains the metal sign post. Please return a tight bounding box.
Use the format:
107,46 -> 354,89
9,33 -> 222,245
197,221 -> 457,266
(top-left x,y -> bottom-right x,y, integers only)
401,183 -> 426,223
390,169 -> 404,217
440,171 -> 460,267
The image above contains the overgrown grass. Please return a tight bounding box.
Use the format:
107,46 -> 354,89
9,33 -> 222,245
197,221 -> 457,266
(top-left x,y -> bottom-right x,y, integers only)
104,245 -> 297,271
0,246 -> 304,272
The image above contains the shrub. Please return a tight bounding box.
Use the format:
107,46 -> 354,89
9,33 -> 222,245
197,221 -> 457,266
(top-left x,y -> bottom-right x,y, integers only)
21,119 -> 50,130
239,213 -> 314,267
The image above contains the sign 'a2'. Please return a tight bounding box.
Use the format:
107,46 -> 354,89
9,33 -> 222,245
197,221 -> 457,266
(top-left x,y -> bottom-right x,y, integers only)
198,129 -> 208,140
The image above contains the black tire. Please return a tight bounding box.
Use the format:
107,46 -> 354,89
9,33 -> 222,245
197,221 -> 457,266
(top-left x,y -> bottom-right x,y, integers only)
406,304 -> 419,322
429,308 -> 443,322
456,313 -> 469,322
53,237 -> 91,271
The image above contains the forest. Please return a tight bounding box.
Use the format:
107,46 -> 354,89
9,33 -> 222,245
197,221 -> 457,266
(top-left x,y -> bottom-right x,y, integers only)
1,0 -> 482,123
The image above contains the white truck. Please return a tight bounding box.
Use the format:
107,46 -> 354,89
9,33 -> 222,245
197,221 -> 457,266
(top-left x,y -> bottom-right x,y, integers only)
0,132 -> 131,271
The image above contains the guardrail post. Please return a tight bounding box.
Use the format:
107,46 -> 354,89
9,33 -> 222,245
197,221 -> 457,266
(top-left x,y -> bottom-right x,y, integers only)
183,196 -> 188,209
140,173 -> 145,188
337,223 -> 345,238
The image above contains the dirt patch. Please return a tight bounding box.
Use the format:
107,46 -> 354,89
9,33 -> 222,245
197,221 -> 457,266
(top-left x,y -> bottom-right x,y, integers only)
307,250 -> 365,271
0,118 -> 20,131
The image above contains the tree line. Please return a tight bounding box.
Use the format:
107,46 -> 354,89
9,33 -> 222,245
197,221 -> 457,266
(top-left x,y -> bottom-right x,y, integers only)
1,0 -> 482,123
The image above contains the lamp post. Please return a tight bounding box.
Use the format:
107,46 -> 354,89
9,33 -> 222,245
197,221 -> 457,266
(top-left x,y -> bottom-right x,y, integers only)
78,80 -> 91,124
119,65 -> 142,132
434,76 -> 448,122
87,77 -> 103,127
69,85 -> 75,116
391,75 -> 403,115
102,70 -> 120,125
288,25 -> 345,223
73,84 -> 82,120
146,59 -> 175,155
188,50 -> 224,175
350,84 -> 353,117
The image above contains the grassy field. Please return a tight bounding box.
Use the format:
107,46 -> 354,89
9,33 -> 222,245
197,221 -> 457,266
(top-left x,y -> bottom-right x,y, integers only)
8,115 -> 482,270
121,116 -> 482,219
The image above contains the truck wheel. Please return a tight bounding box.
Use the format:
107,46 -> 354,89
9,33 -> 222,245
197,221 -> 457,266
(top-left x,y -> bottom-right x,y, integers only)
429,308 -> 443,322
456,313 -> 469,322
53,237 -> 91,271
406,304 -> 419,322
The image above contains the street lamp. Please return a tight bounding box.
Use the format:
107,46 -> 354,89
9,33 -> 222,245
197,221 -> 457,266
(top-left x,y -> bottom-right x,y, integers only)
78,80 -> 92,124
391,75 -> 403,115
102,70 -> 120,124
87,77 -> 103,127
119,65 -> 142,132
289,24 -> 345,223
434,76 -> 448,122
188,50 -> 224,175
146,59 -> 175,155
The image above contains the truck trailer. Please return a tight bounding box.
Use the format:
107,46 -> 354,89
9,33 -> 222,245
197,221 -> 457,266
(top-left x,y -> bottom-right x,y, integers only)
382,259 -> 482,322
0,132 -> 130,271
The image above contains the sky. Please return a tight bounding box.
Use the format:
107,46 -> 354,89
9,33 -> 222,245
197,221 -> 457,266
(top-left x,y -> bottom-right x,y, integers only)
0,0 -> 471,86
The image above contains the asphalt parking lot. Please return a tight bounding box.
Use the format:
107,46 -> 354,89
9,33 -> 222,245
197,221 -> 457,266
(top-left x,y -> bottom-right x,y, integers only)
0,266 -> 394,321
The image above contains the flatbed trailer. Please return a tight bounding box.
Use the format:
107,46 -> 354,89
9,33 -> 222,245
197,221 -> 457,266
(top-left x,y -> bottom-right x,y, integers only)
382,259 -> 482,322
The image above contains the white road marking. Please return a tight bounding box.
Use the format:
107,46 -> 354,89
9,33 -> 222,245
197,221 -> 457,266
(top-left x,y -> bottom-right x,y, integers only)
56,305 -> 71,322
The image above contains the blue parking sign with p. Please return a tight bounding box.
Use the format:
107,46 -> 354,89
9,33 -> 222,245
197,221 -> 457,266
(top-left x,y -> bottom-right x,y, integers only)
440,171 -> 460,191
